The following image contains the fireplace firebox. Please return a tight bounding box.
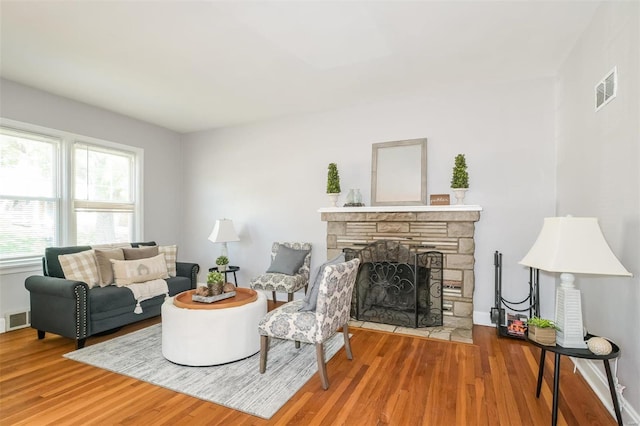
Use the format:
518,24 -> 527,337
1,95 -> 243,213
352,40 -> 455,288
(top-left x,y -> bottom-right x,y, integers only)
344,240 -> 443,328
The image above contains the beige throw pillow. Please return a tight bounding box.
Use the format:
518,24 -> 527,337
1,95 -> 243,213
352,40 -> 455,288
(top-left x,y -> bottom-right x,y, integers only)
111,254 -> 170,286
123,246 -> 159,260
91,242 -> 132,250
158,245 -> 177,277
58,250 -> 100,288
94,248 -> 124,287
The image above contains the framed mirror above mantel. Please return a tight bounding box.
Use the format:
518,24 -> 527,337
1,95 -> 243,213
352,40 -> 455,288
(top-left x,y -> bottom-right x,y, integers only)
371,138 -> 427,206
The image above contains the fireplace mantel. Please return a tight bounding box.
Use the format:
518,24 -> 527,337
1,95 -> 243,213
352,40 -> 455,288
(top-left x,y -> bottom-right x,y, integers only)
319,205 -> 482,331
318,205 -> 482,213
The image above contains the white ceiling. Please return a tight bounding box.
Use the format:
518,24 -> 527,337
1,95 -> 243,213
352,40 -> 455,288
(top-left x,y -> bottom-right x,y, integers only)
0,1 -> 600,133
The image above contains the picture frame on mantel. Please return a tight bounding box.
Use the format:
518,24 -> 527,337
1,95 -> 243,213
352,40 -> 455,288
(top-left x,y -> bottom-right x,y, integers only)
371,138 -> 427,206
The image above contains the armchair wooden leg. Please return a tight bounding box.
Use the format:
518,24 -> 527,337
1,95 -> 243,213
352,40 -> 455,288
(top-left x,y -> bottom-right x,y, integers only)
288,292 -> 293,302
295,340 -> 300,349
343,323 -> 353,360
316,343 -> 329,390
260,335 -> 269,373
271,291 -> 276,303
37,330 -> 45,340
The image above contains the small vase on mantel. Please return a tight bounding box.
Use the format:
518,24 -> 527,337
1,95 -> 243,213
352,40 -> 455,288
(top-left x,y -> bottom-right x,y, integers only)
452,188 -> 468,205
344,189 -> 365,207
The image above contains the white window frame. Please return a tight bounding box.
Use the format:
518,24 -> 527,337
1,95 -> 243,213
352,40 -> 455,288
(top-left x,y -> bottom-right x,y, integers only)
0,126 -> 61,271
71,140 -> 139,245
0,118 -> 143,272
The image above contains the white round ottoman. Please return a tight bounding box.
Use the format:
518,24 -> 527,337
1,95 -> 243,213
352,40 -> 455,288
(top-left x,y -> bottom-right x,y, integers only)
161,289 -> 267,366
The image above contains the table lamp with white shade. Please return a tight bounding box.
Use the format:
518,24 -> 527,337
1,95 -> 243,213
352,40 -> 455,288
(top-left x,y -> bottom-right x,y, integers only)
208,219 -> 240,261
519,216 -> 631,348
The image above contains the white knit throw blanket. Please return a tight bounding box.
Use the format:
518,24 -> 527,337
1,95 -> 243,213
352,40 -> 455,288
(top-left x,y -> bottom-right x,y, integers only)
126,279 -> 169,314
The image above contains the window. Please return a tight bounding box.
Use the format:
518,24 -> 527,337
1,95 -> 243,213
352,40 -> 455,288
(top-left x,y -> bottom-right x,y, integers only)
0,128 -> 60,263
73,143 -> 136,245
0,120 -> 142,268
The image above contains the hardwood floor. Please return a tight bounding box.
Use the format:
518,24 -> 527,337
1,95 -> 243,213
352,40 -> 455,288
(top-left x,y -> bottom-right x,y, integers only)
0,314 -> 616,425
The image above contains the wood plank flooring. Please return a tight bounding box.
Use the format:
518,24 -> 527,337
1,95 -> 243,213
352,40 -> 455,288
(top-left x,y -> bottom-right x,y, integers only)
0,314 -> 616,425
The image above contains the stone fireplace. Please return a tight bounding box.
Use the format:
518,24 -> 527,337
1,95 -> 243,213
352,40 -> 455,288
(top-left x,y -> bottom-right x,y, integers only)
320,205 -> 481,330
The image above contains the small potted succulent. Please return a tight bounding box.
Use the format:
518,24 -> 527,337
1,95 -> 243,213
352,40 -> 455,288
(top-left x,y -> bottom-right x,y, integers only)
450,154 -> 469,205
216,255 -> 229,272
527,317 -> 560,346
206,271 -> 224,296
326,162 -> 341,207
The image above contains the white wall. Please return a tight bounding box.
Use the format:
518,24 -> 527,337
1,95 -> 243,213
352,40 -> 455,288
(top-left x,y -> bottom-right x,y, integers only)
181,77 -> 558,324
556,1 -> 639,419
0,79 -> 183,321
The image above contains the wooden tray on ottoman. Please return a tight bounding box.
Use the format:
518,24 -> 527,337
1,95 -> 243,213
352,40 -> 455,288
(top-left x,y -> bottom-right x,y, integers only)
174,287 -> 257,309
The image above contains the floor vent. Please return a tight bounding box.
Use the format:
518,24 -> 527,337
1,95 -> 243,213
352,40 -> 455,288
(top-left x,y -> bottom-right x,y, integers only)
5,311 -> 30,331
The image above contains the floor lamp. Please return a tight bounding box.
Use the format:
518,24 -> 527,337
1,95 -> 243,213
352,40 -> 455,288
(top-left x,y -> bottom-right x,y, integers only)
519,216 -> 631,348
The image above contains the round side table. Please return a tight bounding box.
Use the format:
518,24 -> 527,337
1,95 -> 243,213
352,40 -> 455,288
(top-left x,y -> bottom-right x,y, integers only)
209,265 -> 240,286
527,334 -> 622,426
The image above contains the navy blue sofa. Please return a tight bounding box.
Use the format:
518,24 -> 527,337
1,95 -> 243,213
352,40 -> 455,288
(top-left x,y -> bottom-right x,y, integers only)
24,242 -> 199,349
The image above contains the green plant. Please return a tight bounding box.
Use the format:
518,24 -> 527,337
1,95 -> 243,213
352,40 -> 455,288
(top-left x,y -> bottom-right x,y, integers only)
527,317 -> 560,330
326,163 -> 341,194
215,255 -> 229,266
207,271 -> 224,284
450,154 -> 469,188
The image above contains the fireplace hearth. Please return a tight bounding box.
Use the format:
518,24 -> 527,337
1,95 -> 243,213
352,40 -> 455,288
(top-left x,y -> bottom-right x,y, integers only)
344,240 -> 443,328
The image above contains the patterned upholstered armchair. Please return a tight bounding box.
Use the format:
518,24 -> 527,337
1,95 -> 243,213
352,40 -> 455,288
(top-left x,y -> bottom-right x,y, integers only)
250,242 -> 312,302
258,258 -> 360,390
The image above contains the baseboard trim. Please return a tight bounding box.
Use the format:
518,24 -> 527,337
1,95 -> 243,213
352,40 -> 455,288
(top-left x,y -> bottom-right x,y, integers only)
473,310 -> 493,327
572,357 -> 640,425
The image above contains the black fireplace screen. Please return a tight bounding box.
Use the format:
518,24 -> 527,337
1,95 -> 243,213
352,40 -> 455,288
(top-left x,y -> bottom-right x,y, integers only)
344,240 -> 443,328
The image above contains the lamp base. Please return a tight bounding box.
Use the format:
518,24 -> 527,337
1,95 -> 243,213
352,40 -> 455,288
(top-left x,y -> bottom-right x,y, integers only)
555,273 -> 587,349
215,243 -> 231,266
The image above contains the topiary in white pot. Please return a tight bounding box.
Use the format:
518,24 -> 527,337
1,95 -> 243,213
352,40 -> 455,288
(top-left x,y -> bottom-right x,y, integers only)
451,154 -> 469,205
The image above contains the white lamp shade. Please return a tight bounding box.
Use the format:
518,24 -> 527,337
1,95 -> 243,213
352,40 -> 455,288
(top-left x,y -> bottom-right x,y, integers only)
519,217 -> 631,276
208,219 -> 240,244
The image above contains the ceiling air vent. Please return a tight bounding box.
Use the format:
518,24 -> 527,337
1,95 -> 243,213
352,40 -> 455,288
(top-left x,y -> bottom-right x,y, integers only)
595,67 -> 617,111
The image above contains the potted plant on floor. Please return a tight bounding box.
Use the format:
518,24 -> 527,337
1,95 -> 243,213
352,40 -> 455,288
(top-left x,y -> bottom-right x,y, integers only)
207,271 -> 224,296
527,317 -> 559,346
451,154 -> 469,205
216,255 -> 229,272
326,162 -> 341,207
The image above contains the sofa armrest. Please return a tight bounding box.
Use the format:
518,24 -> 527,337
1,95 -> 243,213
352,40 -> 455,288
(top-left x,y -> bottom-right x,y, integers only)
24,276 -> 90,341
25,275 -> 88,297
176,262 -> 200,289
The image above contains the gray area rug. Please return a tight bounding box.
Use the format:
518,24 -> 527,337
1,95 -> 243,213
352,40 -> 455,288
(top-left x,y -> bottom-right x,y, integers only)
64,324 -> 345,419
